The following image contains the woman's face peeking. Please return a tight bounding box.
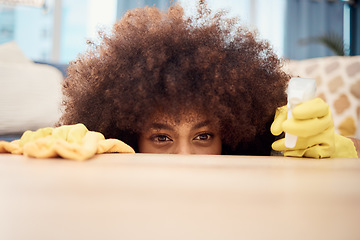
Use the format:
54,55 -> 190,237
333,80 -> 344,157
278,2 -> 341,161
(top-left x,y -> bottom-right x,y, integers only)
138,111 -> 222,155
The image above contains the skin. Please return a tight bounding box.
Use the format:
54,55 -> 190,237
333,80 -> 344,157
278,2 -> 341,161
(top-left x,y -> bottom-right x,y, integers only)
138,112 -> 222,155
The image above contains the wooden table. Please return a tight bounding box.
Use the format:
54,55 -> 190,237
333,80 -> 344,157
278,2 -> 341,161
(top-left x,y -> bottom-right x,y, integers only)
0,153 -> 359,240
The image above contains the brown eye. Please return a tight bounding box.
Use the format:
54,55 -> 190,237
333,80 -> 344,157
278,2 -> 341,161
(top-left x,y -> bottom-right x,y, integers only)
194,133 -> 213,141
151,135 -> 172,142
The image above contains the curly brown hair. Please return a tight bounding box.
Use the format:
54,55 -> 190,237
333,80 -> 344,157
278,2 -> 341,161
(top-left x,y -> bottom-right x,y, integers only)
58,1 -> 289,155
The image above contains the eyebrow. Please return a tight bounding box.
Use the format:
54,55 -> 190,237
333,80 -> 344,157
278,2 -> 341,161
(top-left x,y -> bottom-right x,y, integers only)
148,120 -> 212,131
191,120 -> 211,131
148,123 -> 175,131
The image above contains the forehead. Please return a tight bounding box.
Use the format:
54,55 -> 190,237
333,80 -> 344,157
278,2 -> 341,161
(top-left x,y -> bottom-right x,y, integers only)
144,111 -> 217,128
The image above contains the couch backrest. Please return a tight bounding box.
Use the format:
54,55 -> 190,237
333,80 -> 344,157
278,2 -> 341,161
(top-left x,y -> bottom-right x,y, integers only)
0,41 -> 63,135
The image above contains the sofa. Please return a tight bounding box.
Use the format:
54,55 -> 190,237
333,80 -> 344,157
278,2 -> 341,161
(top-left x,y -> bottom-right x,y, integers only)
0,41 -> 65,141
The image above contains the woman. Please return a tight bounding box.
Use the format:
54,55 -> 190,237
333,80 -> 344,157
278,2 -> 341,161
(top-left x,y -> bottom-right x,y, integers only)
58,1 -> 359,157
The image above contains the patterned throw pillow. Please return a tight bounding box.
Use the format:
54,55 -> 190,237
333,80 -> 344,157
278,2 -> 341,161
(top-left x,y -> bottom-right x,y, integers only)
283,56 -> 360,138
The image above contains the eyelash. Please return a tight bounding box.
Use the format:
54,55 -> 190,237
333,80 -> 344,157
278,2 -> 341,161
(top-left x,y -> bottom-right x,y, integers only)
150,134 -> 172,143
149,132 -> 214,144
193,132 -> 214,141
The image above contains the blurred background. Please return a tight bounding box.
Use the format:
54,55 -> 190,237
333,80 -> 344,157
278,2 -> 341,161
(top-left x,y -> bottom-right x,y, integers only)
0,0 -> 359,65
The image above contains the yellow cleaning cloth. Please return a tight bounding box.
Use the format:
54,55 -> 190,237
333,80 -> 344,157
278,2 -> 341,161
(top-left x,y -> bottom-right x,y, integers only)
0,123 -> 135,161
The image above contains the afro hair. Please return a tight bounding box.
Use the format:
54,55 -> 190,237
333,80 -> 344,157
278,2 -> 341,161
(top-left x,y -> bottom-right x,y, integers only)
58,1 -> 289,155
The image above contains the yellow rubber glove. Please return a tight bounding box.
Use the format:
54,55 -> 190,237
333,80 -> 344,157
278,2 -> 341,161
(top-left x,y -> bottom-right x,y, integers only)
271,98 -> 358,158
0,124 -> 135,160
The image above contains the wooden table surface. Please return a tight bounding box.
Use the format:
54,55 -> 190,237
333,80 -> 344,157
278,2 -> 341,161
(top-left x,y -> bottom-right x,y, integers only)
0,153 -> 359,240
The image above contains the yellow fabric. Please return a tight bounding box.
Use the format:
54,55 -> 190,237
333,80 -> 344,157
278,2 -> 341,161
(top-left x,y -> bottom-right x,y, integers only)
0,123 -> 135,161
271,98 -> 358,158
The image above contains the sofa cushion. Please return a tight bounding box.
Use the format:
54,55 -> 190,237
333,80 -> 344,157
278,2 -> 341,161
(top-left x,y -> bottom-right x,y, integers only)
0,42 -> 63,135
283,56 -> 360,138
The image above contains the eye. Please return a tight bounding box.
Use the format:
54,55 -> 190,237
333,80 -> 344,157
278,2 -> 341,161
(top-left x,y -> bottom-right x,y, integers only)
193,133 -> 213,141
151,134 -> 172,143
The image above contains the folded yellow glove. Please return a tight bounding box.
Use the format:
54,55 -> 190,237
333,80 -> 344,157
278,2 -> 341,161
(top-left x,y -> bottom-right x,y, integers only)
271,98 -> 358,158
0,123 -> 135,161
